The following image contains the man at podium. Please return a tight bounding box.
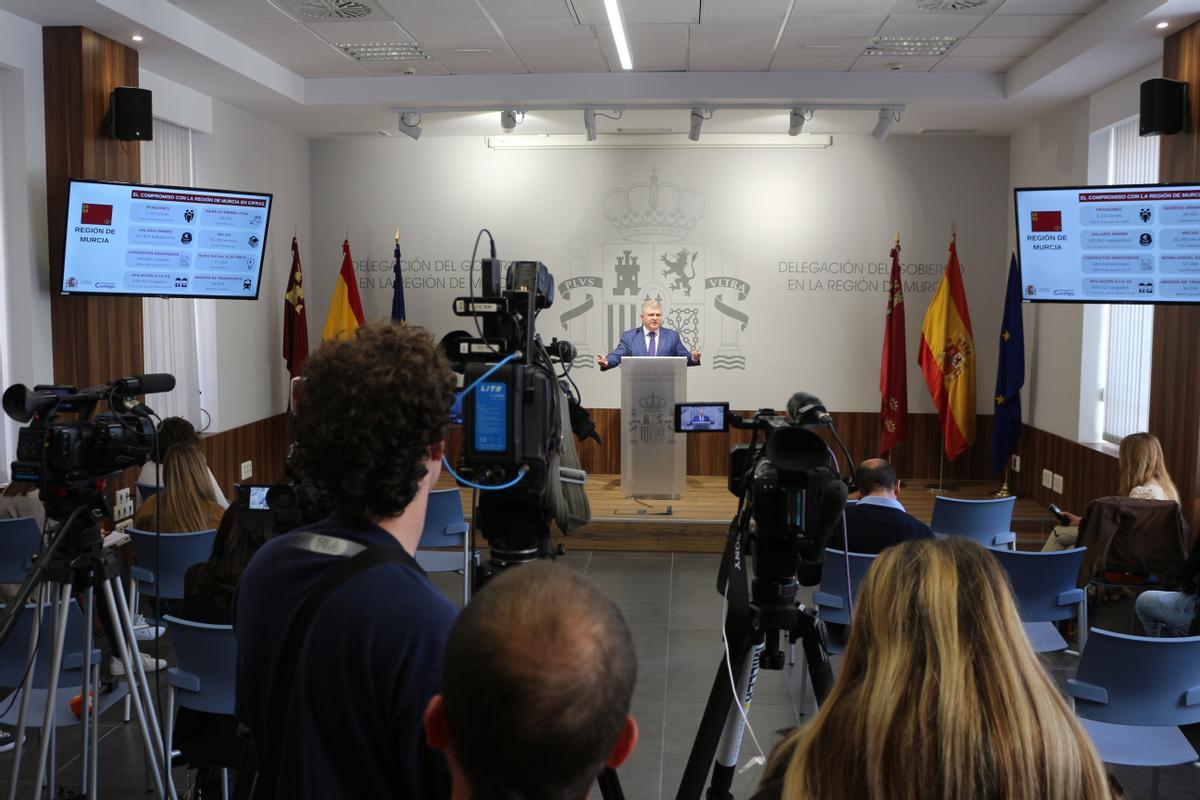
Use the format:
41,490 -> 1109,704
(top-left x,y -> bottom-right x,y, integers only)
596,300 -> 700,371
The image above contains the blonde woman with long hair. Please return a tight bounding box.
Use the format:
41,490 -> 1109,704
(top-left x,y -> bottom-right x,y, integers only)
751,538 -> 1119,800
133,442 -> 225,532
1044,431 -> 1179,551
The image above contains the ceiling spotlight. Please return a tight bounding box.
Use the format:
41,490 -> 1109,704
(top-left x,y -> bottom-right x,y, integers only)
398,111 -> 422,140
131,34 -> 144,42
789,109 -> 812,137
501,109 -> 519,131
1157,21 -> 1170,29
872,108 -> 898,142
689,108 -> 711,142
584,109 -> 597,141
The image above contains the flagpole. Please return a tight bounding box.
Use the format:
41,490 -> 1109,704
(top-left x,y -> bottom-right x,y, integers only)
990,465 -> 1012,498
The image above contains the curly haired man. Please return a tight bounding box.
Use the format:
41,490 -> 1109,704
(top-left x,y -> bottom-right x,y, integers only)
235,322 -> 458,799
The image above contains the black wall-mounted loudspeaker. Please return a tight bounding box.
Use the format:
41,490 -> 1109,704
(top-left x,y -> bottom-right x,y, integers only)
106,87 -> 153,141
1140,78 -> 1188,136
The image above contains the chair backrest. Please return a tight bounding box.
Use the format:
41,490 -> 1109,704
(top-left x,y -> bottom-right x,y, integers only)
136,482 -> 161,504
813,548 -> 879,626
930,496 -> 1016,547
128,527 -> 217,599
990,546 -> 1087,623
0,599 -> 99,689
0,516 -> 43,583
1068,628 -> 1200,727
163,615 -> 236,715
419,489 -> 469,549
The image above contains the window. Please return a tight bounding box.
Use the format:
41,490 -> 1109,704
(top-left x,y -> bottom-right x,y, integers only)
140,118 -> 206,428
1098,116 -> 1156,444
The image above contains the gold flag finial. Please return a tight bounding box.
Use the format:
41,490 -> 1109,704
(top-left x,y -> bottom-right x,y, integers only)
894,229 -> 900,245
951,220 -> 957,238
395,228 -> 400,241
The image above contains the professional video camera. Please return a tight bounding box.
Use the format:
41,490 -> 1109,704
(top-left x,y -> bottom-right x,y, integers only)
443,254 -> 593,580
673,392 -> 852,799
2,373 -> 173,519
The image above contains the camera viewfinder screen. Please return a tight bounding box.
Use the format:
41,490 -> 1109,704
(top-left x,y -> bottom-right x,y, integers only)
248,486 -> 270,510
675,403 -> 730,432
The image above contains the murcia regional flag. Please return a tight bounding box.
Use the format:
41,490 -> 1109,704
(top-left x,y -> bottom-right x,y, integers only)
918,233 -> 976,461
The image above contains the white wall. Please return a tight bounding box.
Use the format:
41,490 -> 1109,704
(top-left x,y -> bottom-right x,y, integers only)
0,9 -> 49,479
310,134 -> 1010,413
192,100 -> 310,432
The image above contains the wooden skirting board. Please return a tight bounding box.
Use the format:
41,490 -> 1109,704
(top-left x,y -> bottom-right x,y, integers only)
437,474 -> 1053,554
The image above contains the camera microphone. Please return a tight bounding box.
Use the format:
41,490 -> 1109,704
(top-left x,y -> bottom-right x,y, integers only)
787,391 -> 832,425
112,373 -> 176,396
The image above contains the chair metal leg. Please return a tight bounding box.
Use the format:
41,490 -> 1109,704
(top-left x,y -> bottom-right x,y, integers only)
222,767 -> 230,800
462,535 -> 471,607
1077,598 -> 1088,655
1151,766 -> 1160,800
166,686 -> 180,800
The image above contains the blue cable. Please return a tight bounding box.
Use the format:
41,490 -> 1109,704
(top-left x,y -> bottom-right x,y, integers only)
443,457 -> 528,491
447,351 -> 526,491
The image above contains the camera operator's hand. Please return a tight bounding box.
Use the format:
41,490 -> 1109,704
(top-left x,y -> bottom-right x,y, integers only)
691,350 -> 701,363
596,354 -> 609,370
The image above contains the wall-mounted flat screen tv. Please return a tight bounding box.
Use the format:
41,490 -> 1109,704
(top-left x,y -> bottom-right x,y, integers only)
61,178 -> 273,299
1015,183 -> 1200,304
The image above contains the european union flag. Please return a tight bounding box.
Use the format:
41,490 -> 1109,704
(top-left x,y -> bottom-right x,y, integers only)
992,253 -> 1025,475
391,234 -> 406,322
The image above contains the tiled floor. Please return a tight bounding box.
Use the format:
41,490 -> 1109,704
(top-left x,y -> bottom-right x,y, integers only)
3,551 -> 1198,799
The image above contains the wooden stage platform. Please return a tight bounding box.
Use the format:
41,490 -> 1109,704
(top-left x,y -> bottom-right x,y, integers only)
438,474 -> 1054,554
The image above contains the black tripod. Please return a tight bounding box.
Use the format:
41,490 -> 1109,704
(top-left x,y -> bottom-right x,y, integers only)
674,523 -> 836,800
0,495 -> 169,800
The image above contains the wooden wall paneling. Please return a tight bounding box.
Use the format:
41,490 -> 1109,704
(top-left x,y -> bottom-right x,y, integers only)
43,27 -> 143,390
199,414 -> 291,502
1155,24 -> 1200,534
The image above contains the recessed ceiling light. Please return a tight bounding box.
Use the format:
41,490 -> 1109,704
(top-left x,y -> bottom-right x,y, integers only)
335,42 -> 431,62
1157,21 -> 1170,30
866,36 -> 957,57
131,34 -> 144,42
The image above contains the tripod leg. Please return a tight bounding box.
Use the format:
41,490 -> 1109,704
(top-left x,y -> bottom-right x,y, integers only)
31,584 -> 73,800
675,639 -> 759,800
102,579 -> 168,798
79,586 -> 95,797
707,642 -> 763,800
90,660 -> 101,798
6,583 -> 46,800
596,766 -> 625,800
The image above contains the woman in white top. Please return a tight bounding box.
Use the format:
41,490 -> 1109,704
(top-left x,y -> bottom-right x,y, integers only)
136,416 -> 228,508
1043,432 -> 1179,551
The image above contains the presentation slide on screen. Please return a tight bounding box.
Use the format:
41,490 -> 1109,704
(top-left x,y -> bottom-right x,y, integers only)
1016,185 -> 1200,302
62,181 -> 272,298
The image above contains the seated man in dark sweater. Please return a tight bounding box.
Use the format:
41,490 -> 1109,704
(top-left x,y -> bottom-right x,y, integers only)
843,459 -> 933,553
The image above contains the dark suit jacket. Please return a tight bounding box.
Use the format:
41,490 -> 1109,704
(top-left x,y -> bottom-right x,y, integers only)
603,326 -> 698,370
1076,496 -> 1192,587
843,502 -> 934,554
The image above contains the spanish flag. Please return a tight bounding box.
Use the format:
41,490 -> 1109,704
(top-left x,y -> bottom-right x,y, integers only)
918,233 -> 976,461
322,239 -> 365,341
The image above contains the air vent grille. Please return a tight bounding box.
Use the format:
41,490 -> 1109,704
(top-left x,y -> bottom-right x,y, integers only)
297,1 -> 373,20
912,0 -> 993,10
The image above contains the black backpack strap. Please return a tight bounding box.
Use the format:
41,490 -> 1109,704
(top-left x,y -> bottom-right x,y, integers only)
250,535 -> 417,799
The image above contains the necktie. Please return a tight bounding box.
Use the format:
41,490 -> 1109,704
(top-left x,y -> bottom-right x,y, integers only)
648,331 -> 657,357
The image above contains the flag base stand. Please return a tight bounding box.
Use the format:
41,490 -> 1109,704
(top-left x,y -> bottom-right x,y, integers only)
988,465 -> 1008,496
926,454 -> 959,494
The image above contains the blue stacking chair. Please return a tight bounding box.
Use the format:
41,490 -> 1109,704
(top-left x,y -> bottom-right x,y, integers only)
415,489 -> 474,606
1067,629 -> 1200,800
813,548 -> 878,632
930,495 -> 1016,549
163,616 -> 237,800
0,515 -> 44,583
128,528 -> 217,601
989,546 -> 1088,653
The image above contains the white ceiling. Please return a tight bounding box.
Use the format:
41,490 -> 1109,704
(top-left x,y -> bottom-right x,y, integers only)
0,0 -> 1195,137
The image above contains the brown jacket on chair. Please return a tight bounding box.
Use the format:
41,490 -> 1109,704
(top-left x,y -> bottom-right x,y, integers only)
1075,496 -> 1192,587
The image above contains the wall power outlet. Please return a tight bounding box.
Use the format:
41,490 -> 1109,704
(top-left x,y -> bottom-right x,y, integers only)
1041,468 -> 1053,489
1010,454 -> 1021,473
241,460 -> 253,480
1052,473 -> 1064,494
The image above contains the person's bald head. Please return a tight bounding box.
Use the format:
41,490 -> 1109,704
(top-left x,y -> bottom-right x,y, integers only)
855,458 -> 899,497
429,562 -> 638,800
